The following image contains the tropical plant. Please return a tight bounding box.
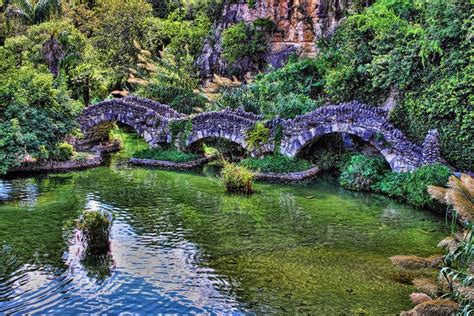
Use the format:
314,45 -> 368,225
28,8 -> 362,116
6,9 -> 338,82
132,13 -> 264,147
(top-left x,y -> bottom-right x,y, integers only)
221,162 -> 254,194
4,0 -> 61,25
129,43 -> 206,114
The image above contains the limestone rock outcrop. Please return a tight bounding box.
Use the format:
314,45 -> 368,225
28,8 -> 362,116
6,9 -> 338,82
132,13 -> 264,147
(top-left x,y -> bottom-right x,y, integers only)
198,0 -> 363,77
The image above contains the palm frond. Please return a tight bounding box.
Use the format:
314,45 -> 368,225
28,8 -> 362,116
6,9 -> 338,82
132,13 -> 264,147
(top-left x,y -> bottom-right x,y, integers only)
9,0 -> 33,17
5,6 -> 31,22
33,0 -> 61,23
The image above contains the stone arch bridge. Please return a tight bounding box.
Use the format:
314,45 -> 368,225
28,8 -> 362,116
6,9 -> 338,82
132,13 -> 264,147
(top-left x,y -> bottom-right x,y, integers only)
78,97 -> 442,172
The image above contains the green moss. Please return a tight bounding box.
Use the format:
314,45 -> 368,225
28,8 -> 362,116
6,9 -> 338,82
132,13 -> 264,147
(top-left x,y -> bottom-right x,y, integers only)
78,210 -> 111,255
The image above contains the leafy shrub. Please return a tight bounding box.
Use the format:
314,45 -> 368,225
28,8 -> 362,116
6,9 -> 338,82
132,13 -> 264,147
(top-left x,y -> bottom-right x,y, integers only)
404,164 -> 451,209
372,171 -> 409,199
339,154 -> 389,191
221,19 -> 273,73
272,93 -> 316,119
240,154 -> 313,173
246,122 -> 270,150
133,147 -> 200,162
77,210 -> 112,256
372,163 -> 451,209
52,143 -> 75,162
221,162 -> 254,194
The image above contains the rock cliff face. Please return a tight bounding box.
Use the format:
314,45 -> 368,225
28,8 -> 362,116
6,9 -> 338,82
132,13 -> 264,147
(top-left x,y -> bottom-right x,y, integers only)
198,0 -> 359,77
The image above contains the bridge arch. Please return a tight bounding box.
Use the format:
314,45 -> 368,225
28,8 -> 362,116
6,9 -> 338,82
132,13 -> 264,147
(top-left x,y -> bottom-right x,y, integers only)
279,101 -> 435,172
183,110 -> 260,152
78,97 -> 183,147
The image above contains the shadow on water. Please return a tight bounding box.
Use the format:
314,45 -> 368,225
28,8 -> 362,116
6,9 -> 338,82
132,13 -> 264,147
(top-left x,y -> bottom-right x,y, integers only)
0,129 -> 448,314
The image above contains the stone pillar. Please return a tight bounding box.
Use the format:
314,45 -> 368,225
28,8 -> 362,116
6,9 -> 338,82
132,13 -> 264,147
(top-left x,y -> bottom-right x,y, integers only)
421,129 -> 442,165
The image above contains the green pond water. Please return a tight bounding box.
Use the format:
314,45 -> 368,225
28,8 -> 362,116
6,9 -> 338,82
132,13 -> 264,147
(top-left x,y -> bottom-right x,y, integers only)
0,131 -> 448,314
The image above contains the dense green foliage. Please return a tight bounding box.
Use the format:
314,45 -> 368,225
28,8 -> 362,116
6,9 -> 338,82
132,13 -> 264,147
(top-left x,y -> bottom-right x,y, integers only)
221,19 -> 273,74
214,58 -> 318,118
221,162 -> 253,194
373,164 -> 451,209
135,50 -> 207,113
218,0 -> 473,170
341,154 -> 452,209
133,147 -> 201,162
0,64 -> 80,173
240,154 -> 313,173
339,154 -> 389,191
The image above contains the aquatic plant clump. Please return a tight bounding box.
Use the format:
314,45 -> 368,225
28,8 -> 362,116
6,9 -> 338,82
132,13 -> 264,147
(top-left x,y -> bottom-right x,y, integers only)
78,210 -> 112,256
221,162 -> 254,194
133,147 -> 201,163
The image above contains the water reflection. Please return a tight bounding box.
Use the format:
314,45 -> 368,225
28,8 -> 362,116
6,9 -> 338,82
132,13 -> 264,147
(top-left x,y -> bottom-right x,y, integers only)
0,181 -> 12,201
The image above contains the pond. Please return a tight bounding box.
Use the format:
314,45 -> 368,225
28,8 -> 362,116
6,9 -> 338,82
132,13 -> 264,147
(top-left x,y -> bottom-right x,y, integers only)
0,131 -> 448,314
